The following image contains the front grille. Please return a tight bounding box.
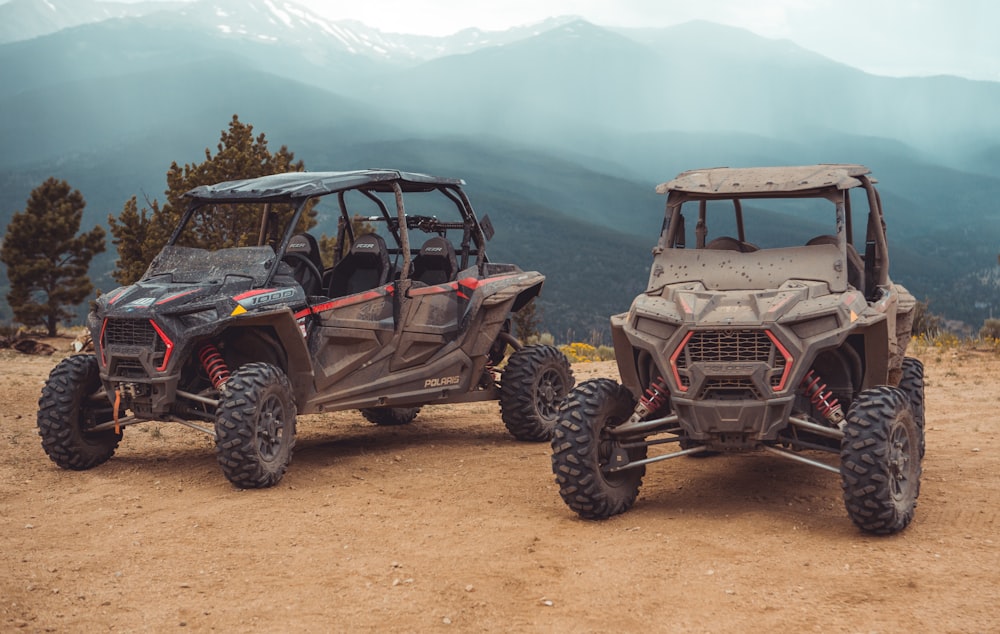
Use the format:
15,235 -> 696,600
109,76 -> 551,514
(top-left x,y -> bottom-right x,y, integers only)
684,330 -> 773,362
672,328 -> 791,395
105,319 -> 165,352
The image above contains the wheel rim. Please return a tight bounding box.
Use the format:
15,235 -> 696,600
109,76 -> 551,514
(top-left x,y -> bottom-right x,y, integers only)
597,420 -> 631,484
535,368 -> 566,419
887,418 -> 916,500
257,393 -> 286,461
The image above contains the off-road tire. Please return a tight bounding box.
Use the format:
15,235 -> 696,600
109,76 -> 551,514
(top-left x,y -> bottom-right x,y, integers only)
215,363 -> 296,489
500,344 -> 574,441
551,379 -> 648,519
359,407 -> 420,426
37,354 -> 122,470
898,356 -> 926,458
840,386 -> 921,534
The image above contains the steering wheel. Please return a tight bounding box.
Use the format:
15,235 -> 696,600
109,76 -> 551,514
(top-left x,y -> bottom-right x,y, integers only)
281,252 -> 323,296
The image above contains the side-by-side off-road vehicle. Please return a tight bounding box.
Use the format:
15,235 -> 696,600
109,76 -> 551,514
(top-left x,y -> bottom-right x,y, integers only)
38,170 -> 573,488
551,165 -> 923,534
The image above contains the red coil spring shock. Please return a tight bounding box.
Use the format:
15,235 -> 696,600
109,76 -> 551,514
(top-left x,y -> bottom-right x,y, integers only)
199,343 -> 230,390
627,375 -> 671,424
800,369 -> 843,424
639,375 -> 670,414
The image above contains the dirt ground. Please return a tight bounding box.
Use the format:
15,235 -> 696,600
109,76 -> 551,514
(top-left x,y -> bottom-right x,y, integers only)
1,339 -> 997,633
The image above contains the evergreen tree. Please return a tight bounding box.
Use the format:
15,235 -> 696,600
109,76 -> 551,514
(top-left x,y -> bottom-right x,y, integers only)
512,300 -> 540,341
0,178 -> 106,336
109,115 -> 309,284
108,196 -> 154,286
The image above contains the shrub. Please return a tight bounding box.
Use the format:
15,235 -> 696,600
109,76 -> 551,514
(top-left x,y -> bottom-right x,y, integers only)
912,300 -> 943,338
979,318 -> 1000,341
526,332 -> 555,346
559,342 -> 600,363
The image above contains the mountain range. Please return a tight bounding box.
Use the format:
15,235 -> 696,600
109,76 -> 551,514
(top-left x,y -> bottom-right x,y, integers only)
1,0 -> 999,336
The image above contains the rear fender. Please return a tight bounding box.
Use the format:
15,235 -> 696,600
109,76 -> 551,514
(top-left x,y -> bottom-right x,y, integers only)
480,271 -> 545,310
466,272 -> 544,357
511,280 -> 542,313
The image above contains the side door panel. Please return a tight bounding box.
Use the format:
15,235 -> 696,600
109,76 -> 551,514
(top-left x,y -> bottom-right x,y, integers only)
304,285 -> 396,390
391,282 -> 464,371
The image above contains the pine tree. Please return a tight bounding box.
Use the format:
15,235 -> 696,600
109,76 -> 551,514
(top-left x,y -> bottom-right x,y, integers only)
109,115 -> 309,284
512,300 -> 540,341
0,178 -> 106,336
108,196 -> 154,286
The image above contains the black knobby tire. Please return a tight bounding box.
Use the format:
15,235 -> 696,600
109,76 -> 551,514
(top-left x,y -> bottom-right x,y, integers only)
37,354 -> 122,470
840,386 -> 922,534
898,357 -> 926,458
359,407 -> 420,426
500,344 -> 574,441
214,363 -> 297,489
551,379 -> 647,520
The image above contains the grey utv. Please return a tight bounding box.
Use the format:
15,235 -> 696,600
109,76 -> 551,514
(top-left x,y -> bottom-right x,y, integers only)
551,165 -> 922,534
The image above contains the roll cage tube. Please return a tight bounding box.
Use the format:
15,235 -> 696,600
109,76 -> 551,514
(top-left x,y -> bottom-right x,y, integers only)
693,199 -> 745,248
860,175 -> 890,288
444,185 -> 492,272
661,200 -> 684,249
167,199 -> 204,247
393,181 -> 411,280
331,183 -> 490,274
264,197 -> 314,286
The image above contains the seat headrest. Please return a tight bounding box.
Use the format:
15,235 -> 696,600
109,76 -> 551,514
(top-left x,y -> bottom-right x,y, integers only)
419,236 -> 453,257
350,233 -> 387,257
287,233 -> 319,255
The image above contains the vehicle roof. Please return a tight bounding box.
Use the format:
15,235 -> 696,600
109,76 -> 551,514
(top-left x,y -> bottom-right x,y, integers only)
184,169 -> 466,203
656,164 -> 871,196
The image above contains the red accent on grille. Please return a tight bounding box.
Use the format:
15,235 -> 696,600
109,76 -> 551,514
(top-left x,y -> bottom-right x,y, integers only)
148,320 -> 174,372
99,318 -> 108,367
669,331 -> 694,392
765,330 -> 794,392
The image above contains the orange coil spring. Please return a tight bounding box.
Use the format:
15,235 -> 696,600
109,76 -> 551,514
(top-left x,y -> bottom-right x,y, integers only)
800,370 -> 840,418
199,343 -> 230,390
640,375 -> 670,413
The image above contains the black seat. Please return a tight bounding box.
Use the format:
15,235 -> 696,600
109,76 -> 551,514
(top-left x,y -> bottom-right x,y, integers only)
327,233 -> 391,298
411,236 -> 458,285
282,233 -> 324,296
806,234 -> 865,295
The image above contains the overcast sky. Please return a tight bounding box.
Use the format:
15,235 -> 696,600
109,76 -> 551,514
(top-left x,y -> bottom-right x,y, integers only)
318,0 -> 1000,81
11,0 -> 998,81
304,0 -> 997,81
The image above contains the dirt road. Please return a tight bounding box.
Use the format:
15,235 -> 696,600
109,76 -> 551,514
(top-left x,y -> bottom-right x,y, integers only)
1,342 -> 997,632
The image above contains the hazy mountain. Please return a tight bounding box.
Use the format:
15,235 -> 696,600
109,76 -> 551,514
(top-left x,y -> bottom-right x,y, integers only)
361,18 -> 1000,163
0,0 -> 577,62
0,0 -> 183,44
358,20 -> 666,144
2,2 -> 1000,332
0,55 -> 398,170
